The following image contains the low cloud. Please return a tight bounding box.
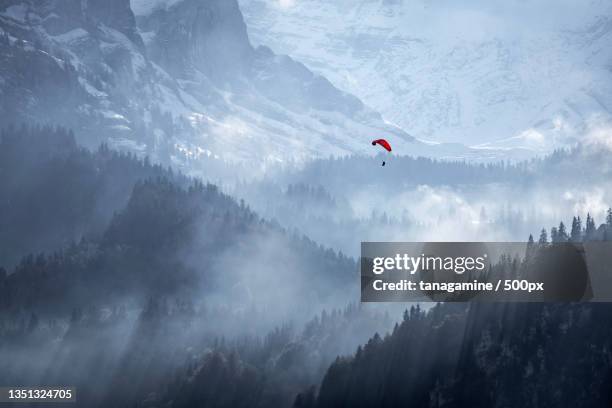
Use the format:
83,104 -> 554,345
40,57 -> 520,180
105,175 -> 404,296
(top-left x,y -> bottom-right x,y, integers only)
584,116 -> 612,151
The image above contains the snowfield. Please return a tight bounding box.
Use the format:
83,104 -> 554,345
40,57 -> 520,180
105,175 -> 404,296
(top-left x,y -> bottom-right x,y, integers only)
238,0 -> 612,151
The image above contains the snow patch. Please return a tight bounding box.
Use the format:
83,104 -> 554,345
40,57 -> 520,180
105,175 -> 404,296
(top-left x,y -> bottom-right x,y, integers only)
78,77 -> 108,98
101,110 -> 129,123
52,28 -> 89,43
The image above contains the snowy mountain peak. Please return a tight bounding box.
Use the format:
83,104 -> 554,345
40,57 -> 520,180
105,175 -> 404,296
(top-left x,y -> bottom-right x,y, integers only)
0,0 -> 534,178
238,0 -> 612,152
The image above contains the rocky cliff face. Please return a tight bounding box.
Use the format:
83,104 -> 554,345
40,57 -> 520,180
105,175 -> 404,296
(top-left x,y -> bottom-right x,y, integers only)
138,0 -> 252,78
0,0 -> 154,149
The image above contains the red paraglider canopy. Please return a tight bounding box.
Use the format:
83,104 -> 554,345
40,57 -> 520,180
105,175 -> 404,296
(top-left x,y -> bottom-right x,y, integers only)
372,139 -> 392,152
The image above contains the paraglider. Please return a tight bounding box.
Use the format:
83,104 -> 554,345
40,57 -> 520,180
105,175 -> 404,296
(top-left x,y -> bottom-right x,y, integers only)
371,138 -> 392,166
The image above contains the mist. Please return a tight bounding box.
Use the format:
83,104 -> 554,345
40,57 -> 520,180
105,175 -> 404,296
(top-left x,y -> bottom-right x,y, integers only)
1,0 -> 612,406
234,121 -> 612,258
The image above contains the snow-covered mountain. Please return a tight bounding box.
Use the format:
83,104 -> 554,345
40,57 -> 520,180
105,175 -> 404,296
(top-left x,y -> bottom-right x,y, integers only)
0,0 -> 543,174
239,0 -> 612,152
0,0 -> 390,171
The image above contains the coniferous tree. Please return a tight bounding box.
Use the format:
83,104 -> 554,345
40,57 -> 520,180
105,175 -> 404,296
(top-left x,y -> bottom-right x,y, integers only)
538,228 -> 548,245
570,216 -> 582,242
526,234 -> 535,258
557,222 -> 569,242
550,227 -> 558,243
585,213 -> 596,240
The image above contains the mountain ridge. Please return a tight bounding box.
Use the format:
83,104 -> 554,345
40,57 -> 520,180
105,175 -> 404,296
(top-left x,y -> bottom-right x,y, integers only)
0,0 -> 535,176
0,0 -> 414,171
